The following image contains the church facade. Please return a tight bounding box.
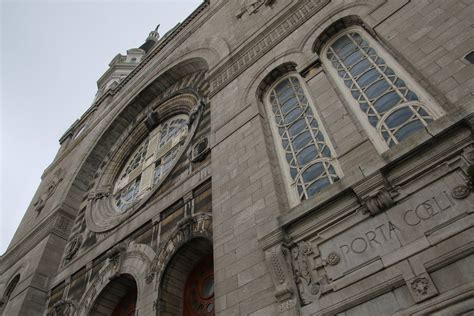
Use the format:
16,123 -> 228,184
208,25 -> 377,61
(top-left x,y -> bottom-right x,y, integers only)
1,0 -> 473,315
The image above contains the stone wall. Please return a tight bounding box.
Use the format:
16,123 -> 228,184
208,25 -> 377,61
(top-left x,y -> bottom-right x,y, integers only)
1,0 -> 473,315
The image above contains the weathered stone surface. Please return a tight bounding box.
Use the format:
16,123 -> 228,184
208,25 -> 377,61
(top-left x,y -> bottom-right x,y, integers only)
1,0 -> 473,315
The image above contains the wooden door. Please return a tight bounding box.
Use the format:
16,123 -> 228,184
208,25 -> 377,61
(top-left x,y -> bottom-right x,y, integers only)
183,255 -> 215,316
112,286 -> 137,316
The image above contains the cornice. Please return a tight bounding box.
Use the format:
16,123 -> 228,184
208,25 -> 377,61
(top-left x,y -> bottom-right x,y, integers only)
279,112 -> 473,237
207,0 -> 330,97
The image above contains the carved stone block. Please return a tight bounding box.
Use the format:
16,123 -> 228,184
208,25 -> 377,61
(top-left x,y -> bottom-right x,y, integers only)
406,273 -> 438,303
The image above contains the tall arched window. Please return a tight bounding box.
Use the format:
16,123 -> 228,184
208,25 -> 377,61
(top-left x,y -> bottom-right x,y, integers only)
114,115 -> 188,211
266,74 -> 340,205
322,26 -> 443,152
1,274 -> 20,312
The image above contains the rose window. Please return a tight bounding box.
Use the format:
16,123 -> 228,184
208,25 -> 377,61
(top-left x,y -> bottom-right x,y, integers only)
113,115 -> 188,211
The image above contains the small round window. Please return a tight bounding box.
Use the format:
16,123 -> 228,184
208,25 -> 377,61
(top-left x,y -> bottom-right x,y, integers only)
114,115 -> 188,211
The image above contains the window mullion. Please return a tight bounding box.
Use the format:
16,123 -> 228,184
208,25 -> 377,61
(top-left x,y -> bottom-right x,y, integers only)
330,44 -> 398,145
349,34 -> 408,103
273,85 -> 307,198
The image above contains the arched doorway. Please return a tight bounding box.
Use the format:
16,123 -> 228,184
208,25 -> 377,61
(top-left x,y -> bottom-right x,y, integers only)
90,274 -> 137,316
159,237 -> 214,315
183,255 -> 214,315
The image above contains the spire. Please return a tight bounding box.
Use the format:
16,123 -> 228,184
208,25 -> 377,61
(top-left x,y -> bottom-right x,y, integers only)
147,24 -> 160,42
140,24 -> 160,53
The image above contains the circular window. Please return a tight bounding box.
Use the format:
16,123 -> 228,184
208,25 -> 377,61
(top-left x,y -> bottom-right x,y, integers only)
113,115 -> 188,211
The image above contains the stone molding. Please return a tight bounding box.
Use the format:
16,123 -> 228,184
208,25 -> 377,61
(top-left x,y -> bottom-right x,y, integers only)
84,94 -> 204,233
208,0 -> 330,97
77,242 -> 155,316
236,0 -> 276,19
148,213 -> 212,285
260,229 -> 300,314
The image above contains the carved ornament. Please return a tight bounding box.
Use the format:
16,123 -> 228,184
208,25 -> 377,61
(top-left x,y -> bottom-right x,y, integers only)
210,0 -> 330,96
325,252 -> 340,266
451,185 -> 470,200
236,0 -> 275,19
33,169 -> 64,213
148,213 -> 212,283
188,100 -> 205,128
406,272 -> 438,303
410,277 -> 429,296
63,234 -> 83,263
264,244 -> 295,302
191,136 -> 210,163
289,241 -> 322,306
365,189 -> 396,216
52,299 -> 77,316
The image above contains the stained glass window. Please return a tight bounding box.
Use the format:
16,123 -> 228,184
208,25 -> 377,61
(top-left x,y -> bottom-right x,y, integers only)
115,178 -> 141,211
326,29 -> 436,149
114,115 -> 188,212
268,75 -> 340,202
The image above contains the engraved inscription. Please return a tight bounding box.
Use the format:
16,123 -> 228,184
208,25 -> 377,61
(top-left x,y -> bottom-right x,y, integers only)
339,192 -> 453,257
319,175 -> 470,280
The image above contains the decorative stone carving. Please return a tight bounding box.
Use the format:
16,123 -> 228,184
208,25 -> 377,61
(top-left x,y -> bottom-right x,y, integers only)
264,244 -> 294,302
406,273 -> 438,303
463,146 -> 474,164
145,272 -> 155,284
278,298 -> 297,312
411,277 -> 429,296
106,243 -> 127,280
145,110 -> 159,130
236,0 -> 275,19
148,213 -> 212,283
64,234 -> 83,263
289,241 -> 321,306
452,157 -> 474,199
191,136 -> 210,162
326,252 -> 340,266
451,184 -> 470,200
87,188 -> 111,201
52,299 -> 76,316
33,169 -> 64,213
210,0 -> 330,96
365,189 -> 395,216
188,100 -> 205,127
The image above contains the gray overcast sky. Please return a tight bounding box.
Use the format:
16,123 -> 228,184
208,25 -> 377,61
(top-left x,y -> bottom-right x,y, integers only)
0,0 -> 202,254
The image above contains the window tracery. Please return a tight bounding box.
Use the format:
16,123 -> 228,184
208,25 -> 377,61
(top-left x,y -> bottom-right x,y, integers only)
114,115 -> 188,211
322,27 -> 442,151
266,74 -> 340,204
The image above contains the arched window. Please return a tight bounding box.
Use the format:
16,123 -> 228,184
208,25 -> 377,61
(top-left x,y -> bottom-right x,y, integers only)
322,26 -> 443,152
266,74 -> 340,205
114,115 -> 188,211
1,274 -> 20,311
